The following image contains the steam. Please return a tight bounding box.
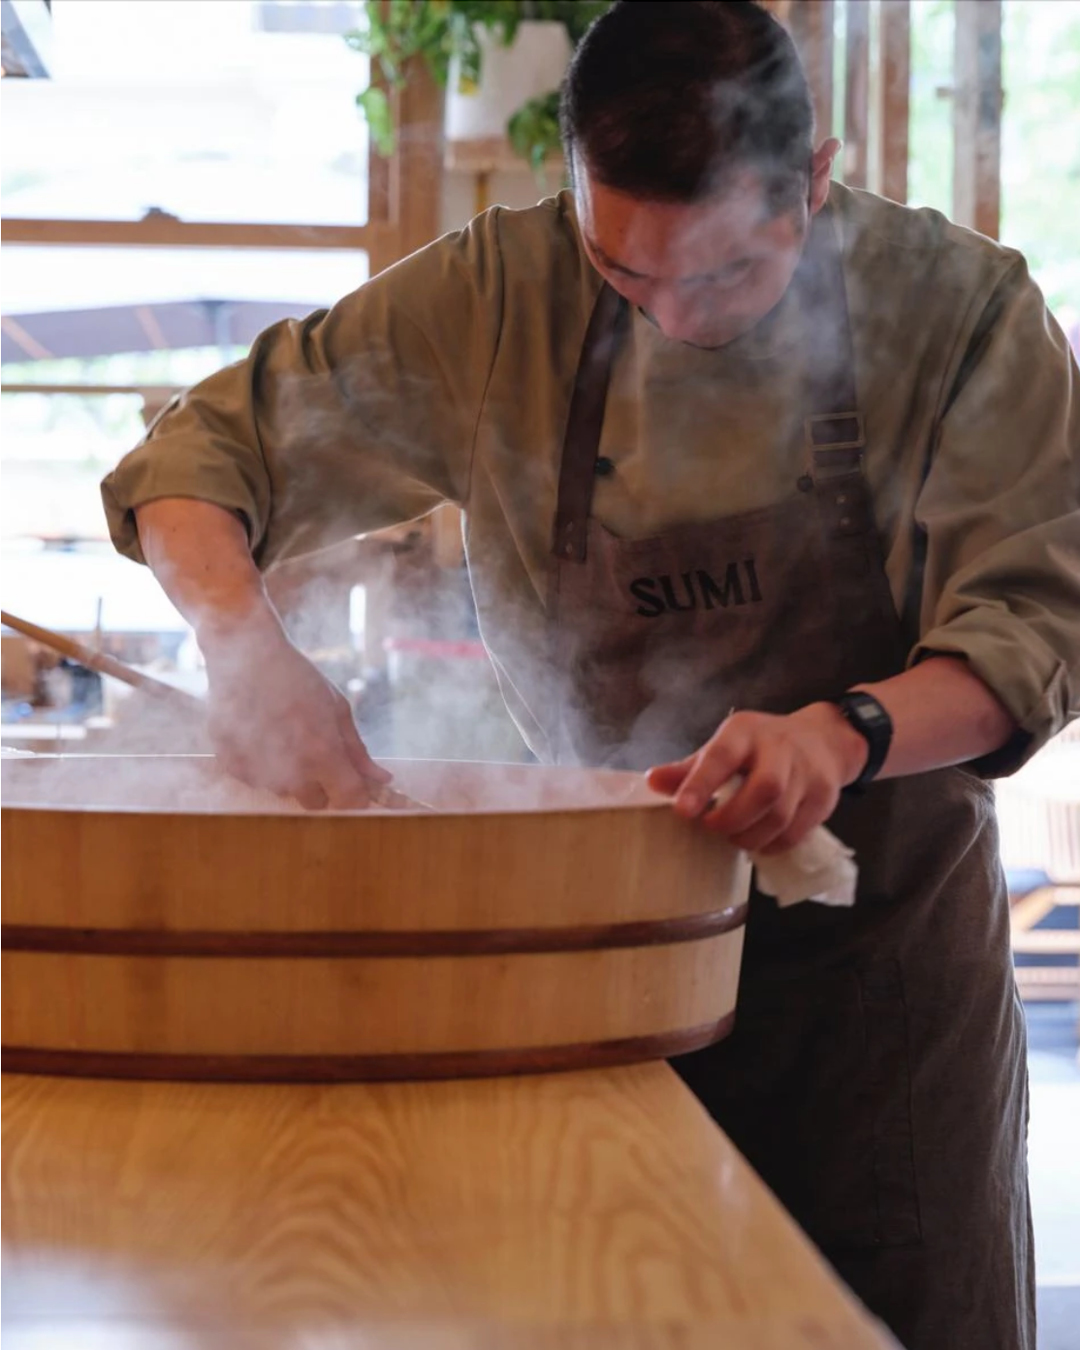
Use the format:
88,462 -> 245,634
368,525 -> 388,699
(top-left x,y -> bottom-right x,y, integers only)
60,133 -> 1076,815
0,750 -> 658,816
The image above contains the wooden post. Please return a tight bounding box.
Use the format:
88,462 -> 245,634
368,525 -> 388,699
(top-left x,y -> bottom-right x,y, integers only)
395,58 -> 446,261
785,0 -> 836,142
878,0 -> 911,204
953,0 -> 1002,239
367,57 -> 445,276
430,504 -> 466,570
843,0 -> 871,187
366,63 -> 393,273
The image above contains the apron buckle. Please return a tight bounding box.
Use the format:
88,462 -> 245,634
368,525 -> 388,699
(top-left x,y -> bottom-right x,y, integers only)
805,413 -> 866,483
804,411 -> 866,452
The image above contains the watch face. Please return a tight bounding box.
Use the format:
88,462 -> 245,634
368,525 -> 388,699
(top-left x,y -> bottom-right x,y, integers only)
845,693 -> 888,732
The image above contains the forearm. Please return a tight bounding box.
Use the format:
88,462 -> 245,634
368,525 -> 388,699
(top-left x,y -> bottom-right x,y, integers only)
800,656 -> 1019,785
134,498 -> 285,654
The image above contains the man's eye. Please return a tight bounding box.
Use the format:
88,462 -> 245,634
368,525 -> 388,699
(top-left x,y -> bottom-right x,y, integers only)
700,264 -> 753,294
682,261 -> 754,292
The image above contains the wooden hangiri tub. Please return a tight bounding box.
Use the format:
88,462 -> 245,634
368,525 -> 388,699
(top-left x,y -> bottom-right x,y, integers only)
1,755 -> 751,1081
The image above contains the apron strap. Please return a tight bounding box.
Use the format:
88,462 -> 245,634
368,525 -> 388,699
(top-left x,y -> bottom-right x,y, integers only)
798,209 -> 876,544
799,207 -> 866,481
552,284 -> 629,563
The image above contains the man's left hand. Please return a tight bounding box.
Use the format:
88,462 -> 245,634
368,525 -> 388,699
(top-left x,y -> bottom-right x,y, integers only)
646,704 -> 868,854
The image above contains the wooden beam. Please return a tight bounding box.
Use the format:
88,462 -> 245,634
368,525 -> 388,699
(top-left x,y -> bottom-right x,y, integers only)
878,0 -> 911,204
1,218 -> 382,252
430,504 -> 466,570
0,382 -> 183,428
133,305 -> 168,352
396,58 -> 445,260
366,60 -> 393,237
1,0 -> 52,78
0,382 -> 182,398
0,316 -> 52,360
1014,966 -> 1080,1002
1009,887 -> 1059,934
785,0 -> 836,142
953,0 -> 1002,238
1010,930 -> 1080,955
367,56 -> 445,276
843,0 -> 871,188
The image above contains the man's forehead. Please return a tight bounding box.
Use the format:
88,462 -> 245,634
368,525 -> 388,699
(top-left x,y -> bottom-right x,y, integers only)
576,171 -> 779,277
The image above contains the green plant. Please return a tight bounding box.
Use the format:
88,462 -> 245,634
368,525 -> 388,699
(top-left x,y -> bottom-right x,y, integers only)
507,89 -> 561,173
347,1 -> 611,166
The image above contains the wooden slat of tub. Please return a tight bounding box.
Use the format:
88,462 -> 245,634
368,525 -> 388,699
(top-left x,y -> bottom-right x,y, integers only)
1,802 -> 750,934
1,930 -> 744,1058
1,1065 -> 897,1348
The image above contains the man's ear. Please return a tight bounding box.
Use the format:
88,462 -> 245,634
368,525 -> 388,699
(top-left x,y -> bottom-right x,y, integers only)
809,138 -> 842,214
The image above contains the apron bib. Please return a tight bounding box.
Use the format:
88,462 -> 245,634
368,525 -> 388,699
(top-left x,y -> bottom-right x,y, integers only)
540,208 -> 1035,1350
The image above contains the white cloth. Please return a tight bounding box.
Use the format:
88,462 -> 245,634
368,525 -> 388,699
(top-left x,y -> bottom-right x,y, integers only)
754,828 -> 858,908
710,776 -> 858,908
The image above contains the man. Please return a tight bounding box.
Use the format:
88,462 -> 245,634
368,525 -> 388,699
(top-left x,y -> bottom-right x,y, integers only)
102,3 -> 1078,1346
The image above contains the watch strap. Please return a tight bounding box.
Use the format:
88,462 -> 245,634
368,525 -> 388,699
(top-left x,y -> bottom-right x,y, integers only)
833,691 -> 893,792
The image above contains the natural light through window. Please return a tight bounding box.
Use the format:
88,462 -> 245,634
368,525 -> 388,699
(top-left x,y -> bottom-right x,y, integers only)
1,0 -> 370,225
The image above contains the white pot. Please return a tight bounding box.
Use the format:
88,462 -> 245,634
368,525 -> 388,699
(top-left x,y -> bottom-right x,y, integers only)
445,20 -> 573,143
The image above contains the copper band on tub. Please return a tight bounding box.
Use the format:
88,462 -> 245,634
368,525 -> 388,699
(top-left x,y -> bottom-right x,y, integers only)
0,903 -> 748,958
1,1014 -> 737,1082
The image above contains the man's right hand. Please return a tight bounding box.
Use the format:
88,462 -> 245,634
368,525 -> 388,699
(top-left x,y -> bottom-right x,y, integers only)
133,498 -> 391,810
202,623 -> 391,810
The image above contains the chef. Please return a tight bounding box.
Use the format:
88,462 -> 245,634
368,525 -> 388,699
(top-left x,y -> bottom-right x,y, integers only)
102,3 -> 1078,1346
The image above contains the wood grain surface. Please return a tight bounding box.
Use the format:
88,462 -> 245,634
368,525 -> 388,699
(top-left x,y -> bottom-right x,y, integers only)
2,1064 -> 898,1349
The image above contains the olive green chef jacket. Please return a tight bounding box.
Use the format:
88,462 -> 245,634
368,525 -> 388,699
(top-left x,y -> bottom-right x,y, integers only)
102,183 -> 1080,765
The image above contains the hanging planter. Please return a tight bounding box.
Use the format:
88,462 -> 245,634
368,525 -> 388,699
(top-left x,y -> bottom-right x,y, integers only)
347,1 -> 611,173
445,19 -> 572,168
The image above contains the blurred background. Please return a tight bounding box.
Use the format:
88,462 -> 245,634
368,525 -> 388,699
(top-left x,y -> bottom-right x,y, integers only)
1,2 -> 1078,1340
2,0 -> 1078,755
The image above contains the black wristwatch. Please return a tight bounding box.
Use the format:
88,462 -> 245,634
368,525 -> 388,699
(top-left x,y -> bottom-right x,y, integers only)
832,691 -> 893,792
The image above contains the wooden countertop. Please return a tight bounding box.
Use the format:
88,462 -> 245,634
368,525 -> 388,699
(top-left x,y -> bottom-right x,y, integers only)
2,1063 -> 897,1348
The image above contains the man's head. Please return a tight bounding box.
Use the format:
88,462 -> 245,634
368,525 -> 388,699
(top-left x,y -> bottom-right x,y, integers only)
561,1 -> 838,347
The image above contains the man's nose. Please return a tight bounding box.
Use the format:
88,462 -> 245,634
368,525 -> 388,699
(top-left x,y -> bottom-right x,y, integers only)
650,290 -> 708,342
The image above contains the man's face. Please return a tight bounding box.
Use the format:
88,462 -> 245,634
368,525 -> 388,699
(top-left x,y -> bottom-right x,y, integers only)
574,164 -> 811,349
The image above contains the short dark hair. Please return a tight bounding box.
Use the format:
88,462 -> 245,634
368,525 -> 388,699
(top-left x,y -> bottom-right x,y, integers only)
560,1 -> 815,208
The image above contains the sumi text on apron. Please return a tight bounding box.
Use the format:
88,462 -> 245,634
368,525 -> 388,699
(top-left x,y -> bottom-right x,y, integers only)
542,206 -> 1035,1350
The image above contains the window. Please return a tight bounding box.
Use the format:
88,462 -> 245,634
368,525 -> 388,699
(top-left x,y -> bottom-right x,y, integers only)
2,244 -> 369,371
1,0 -> 374,651
907,0 -> 1080,331
2,0 -> 370,226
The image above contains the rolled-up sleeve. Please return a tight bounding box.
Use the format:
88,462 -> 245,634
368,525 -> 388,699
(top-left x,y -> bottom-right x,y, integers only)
910,257 -> 1080,770
102,210 -> 505,567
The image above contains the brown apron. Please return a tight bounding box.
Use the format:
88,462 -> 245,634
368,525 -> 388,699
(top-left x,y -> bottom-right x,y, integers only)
544,208 -> 1035,1350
